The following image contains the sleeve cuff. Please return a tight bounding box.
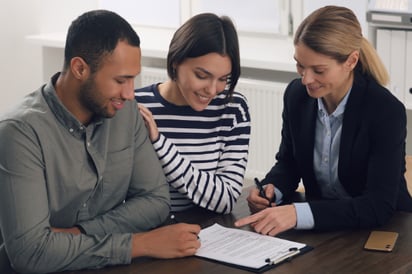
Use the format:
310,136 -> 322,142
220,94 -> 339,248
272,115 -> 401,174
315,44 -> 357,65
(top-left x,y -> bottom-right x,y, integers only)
151,133 -> 165,149
273,187 -> 283,205
294,202 -> 315,229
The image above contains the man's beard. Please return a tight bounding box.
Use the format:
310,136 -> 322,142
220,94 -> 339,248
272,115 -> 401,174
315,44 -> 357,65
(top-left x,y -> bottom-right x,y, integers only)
78,77 -> 114,120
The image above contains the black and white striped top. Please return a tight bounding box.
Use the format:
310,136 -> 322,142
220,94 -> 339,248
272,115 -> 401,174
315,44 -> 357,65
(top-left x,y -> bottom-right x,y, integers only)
135,84 -> 251,213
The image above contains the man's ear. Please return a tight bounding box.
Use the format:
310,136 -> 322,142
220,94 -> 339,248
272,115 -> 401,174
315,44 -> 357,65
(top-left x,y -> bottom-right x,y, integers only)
346,50 -> 359,71
70,57 -> 90,80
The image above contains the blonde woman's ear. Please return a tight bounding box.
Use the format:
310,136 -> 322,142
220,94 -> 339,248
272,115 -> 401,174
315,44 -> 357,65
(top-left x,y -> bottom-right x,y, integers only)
346,50 -> 359,71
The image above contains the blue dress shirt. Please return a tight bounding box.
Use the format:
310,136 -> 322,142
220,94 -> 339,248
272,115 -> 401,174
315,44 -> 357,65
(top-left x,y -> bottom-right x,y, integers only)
274,88 -> 352,229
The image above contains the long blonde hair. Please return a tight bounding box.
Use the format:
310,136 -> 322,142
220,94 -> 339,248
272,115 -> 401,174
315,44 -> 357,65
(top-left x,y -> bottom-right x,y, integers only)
294,5 -> 389,86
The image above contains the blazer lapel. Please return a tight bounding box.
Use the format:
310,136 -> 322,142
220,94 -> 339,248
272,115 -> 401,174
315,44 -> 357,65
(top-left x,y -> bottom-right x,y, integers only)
298,95 -> 318,180
339,72 -> 366,182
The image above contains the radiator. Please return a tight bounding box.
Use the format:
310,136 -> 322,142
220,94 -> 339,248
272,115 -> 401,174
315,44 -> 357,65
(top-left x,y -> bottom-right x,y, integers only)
237,79 -> 285,181
137,67 -> 286,184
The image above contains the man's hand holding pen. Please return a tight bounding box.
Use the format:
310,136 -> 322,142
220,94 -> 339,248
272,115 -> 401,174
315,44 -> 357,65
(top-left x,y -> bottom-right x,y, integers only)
247,178 -> 275,213
131,222 -> 201,259
170,214 -> 200,240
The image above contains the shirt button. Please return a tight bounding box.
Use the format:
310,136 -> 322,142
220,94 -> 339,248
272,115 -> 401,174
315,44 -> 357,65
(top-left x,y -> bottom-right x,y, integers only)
87,142 -> 90,147
79,126 -> 84,130
83,203 -> 87,208
69,128 -> 74,133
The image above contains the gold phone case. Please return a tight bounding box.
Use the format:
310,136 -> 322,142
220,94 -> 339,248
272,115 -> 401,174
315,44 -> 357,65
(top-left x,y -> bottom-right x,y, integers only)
364,231 -> 398,252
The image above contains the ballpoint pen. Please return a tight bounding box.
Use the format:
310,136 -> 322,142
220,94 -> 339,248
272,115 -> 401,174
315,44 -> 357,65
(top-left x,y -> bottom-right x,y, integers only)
170,214 -> 200,240
254,177 -> 272,207
170,214 -> 178,224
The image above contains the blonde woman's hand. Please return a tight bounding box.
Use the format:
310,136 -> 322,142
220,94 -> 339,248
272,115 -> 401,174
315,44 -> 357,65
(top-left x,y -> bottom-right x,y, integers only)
247,183 -> 275,213
234,204 -> 297,236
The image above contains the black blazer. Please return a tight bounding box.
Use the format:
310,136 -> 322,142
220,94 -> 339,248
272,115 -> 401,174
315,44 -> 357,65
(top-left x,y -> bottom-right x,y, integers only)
263,70 -> 412,231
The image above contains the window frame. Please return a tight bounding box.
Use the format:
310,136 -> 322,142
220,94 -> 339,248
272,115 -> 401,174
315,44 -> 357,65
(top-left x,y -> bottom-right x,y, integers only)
99,0 -> 302,38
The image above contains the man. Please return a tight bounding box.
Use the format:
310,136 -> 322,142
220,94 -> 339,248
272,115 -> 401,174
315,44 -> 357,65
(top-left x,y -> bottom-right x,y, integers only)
0,10 -> 200,273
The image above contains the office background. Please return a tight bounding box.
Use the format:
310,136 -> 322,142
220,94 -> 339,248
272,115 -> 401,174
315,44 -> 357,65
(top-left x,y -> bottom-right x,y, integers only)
1,0 -> 411,180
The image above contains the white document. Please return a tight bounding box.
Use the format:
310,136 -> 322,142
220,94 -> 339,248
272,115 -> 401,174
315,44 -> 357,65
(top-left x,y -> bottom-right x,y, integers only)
195,223 -> 306,270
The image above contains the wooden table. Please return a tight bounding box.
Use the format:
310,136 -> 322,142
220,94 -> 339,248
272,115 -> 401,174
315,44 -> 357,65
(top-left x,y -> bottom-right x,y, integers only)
4,189 -> 411,274
58,188 -> 412,274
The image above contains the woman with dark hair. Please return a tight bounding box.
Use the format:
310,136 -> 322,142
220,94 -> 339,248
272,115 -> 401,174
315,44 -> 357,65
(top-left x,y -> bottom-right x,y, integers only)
135,13 -> 250,214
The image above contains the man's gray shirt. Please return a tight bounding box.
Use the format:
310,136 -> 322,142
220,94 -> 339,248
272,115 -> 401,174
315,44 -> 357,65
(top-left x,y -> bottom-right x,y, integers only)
0,74 -> 170,273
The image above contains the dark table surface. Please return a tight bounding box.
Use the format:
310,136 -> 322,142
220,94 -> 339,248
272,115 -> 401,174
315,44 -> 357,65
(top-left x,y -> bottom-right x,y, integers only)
2,188 -> 410,274
59,188 -> 412,274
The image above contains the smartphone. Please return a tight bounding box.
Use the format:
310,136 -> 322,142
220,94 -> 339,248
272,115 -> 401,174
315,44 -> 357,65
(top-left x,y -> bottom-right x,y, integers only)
364,231 -> 398,252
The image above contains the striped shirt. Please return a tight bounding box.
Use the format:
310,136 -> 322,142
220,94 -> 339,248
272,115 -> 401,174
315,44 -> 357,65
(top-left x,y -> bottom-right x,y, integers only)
135,84 -> 251,213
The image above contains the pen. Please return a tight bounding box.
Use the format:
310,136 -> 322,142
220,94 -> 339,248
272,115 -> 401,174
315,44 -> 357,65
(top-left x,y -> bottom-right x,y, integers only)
170,214 -> 178,224
265,247 -> 300,265
170,214 -> 200,240
254,177 -> 272,207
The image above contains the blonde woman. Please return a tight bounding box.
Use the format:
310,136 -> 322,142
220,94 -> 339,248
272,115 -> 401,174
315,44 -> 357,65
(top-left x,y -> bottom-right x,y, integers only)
236,5 -> 412,235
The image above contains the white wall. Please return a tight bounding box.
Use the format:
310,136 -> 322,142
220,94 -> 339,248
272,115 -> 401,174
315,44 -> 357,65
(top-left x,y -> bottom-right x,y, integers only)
0,0 -> 98,113
2,0 -> 412,154
303,0 -> 369,36
0,0 -> 40,112
0,0 -> 370,115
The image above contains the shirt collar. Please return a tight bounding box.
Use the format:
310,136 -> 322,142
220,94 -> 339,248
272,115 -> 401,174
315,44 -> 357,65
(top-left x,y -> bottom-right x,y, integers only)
42,73 -> 103,138
317,87 -> 352,118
